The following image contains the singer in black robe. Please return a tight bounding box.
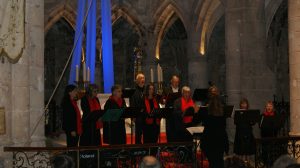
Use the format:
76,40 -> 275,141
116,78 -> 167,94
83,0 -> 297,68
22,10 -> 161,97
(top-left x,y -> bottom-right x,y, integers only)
103,85 -> 127,145
61,85 -> 81,147
234,98 -> 256,156
171,86 -> 198,142
80,85 -> 102,146
143,84 -> 160,144
260,101 -> 281,167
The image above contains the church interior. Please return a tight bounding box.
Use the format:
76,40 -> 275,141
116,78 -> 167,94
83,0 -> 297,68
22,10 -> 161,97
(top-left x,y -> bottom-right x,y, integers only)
0,0 -> 298,167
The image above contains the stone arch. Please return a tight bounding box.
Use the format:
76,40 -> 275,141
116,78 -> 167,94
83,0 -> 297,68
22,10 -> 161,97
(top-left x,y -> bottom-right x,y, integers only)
112,7 -> 144,38
45,4 -> 76,33
153,2 -> 187,59
195,0 -> 223,56
95,6 -> 144,39
265,0 -> 285,34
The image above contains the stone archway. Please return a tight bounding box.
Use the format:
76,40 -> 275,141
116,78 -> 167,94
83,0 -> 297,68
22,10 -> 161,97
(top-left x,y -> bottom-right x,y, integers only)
45,4 -> 76,34
44,18 -> 75,136
266,0 -> 288,100
153,2 -> 187,60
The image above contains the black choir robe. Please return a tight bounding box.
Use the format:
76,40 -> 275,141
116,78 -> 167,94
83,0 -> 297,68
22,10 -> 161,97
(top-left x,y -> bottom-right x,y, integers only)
61,97 -> 79,147
143,98 -> 160,144
80,96 -> 101,146
103,98 -> 127,145
170,98 -> 193,142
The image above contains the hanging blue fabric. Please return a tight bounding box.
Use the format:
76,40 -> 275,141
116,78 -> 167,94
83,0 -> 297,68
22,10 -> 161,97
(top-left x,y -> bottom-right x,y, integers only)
86,0 -> 97,83
101,0 -> 115,93
68,0 -> 86,84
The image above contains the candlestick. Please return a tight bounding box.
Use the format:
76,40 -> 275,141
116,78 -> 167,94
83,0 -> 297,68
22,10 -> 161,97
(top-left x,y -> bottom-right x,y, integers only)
83,62 -> 86,82
150,68 -> 154,83
75,65 -> 79,82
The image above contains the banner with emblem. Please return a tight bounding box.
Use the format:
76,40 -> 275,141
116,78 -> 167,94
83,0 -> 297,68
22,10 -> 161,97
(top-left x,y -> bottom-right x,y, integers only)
0,0 -> 25,62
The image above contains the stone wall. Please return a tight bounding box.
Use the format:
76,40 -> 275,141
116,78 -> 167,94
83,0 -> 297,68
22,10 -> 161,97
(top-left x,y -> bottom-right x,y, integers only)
0,0 -> 44,166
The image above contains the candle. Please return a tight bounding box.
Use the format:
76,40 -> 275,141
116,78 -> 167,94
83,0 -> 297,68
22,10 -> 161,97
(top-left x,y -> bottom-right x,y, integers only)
87,67 -> 90,82
75,65 -> 79,82
83,62 -> 86,81
157,64 -> 161,82
150,68 -> 154,83
160,67 -> 163,82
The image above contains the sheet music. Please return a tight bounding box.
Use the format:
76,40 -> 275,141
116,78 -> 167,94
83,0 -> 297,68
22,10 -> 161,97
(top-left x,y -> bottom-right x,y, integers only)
186,126 -> 204,134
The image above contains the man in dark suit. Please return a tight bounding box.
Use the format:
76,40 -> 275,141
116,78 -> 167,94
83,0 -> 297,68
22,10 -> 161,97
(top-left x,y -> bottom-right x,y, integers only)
130,73 -> 146,144
162,75 -> 181,142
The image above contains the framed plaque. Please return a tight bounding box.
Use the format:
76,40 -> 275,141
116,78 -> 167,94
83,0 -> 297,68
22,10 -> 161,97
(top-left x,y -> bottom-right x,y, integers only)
0,107 -> 5,135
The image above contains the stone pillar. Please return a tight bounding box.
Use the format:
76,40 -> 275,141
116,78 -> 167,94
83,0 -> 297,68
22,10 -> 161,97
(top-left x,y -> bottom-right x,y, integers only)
142,31 -> 157,84
1,0 -> 45,148
187,30 -> 208,91
28,0 -> 45,144
225,0 -> 275,142
224,0 -> 242,143
289,0 -> 300,136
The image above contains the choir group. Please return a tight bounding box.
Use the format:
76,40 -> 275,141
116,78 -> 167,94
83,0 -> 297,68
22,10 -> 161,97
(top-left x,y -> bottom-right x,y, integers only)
61,73 -> 280,168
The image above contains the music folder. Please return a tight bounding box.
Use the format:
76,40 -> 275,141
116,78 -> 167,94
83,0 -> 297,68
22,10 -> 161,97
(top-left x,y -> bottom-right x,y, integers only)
234,109 -> 260,124
101,109 -> 123,122
224,105 -> 234,118
121,107 -> 141,118
197,105 -> 234,118
122,88 -> 136,98
151,107 -> 174,118
83,110 -> 106,122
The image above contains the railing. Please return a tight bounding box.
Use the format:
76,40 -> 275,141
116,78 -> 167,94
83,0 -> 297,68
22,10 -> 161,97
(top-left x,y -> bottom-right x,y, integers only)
4,142 -> 197,168
255,136 -> 300,168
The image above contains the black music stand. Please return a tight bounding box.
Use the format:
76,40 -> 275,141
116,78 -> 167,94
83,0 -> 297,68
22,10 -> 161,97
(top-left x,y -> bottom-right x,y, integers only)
151,107 -> 174,119
102,109 -> 124,145
82,110 -> 106,122
234,109 -> 260,125
122,107 -> 142,144
224,105 -> 234,118
193,88 -> 208,105
122,88 -> 136,98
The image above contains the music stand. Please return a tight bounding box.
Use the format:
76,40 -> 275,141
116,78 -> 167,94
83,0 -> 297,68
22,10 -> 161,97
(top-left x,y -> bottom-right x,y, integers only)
122,88 -> 136,98
151,107 -> 174,119
165,92 -> 181,107
102,109 -> 124,144
122,107 -> 142,144
224,105 -> 234,118
234,109 -> 260,125
193,88 -> 208,102
82,110 -> 106,122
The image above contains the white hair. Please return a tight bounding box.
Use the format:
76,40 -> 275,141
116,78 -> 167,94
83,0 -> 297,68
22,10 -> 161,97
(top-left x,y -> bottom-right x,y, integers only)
181,86 -> 191,94
136,73 -> 145,81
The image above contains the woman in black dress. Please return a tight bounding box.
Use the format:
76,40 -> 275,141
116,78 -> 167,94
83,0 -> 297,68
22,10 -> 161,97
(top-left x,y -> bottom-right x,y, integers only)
80,84 -> 102,146
61,85 -> 81,147
234,98 -> 255,161
201,86 -> 228,168
103,84 -> 127,145
143,83 -> 160,144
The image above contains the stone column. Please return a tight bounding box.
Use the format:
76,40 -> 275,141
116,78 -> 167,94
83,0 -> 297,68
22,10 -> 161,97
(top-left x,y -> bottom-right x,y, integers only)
225,0 -> 275,142
289,0 -> 300,136
142,31 -> 157,84
28,0 -> 45,144
187,30 -> 208,90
